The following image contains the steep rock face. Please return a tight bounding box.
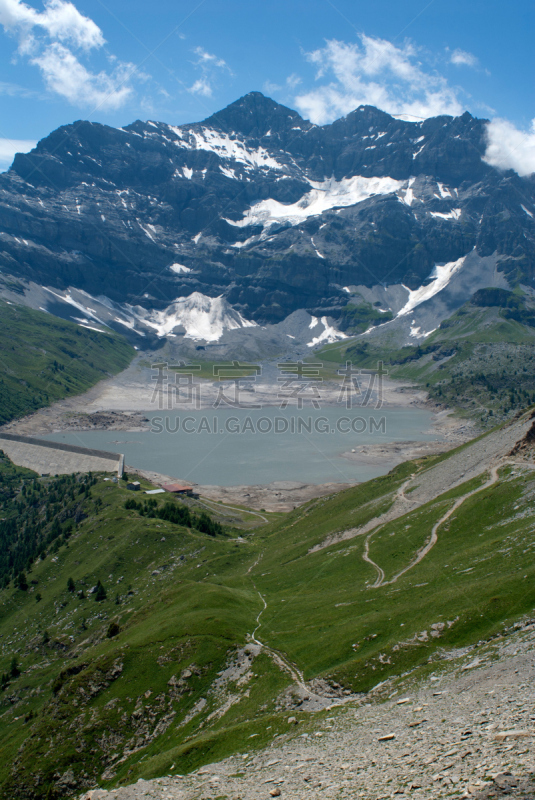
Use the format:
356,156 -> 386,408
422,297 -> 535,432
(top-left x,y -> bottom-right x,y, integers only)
203,91 -> 313,138
0,92 -> 534,323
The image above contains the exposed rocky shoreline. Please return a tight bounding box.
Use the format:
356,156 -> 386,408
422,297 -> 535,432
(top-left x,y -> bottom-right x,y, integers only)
0,363 -> 474,509
133,468 -> 355,512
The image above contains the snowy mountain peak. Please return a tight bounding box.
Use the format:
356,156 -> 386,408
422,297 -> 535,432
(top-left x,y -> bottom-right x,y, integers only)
2,95 -> 534,334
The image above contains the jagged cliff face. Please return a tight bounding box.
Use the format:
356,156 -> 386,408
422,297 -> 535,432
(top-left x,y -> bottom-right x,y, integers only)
0,92 -> 534,324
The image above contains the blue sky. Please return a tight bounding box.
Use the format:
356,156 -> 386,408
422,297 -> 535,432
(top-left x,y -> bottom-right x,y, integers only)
0,0 -> 534,171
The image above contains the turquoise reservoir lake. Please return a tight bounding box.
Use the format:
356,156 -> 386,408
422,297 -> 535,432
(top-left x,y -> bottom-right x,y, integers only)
42,406 -> 439,486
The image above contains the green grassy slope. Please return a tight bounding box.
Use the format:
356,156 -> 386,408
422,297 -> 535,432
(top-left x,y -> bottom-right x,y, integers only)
317,302 -> 535,425
1,428 -> 535,798
387,307 -> 535,424
0,464 -> 272,797
0,300 -> 134,424
337,300 -> 393,334
252,468 -> 530,681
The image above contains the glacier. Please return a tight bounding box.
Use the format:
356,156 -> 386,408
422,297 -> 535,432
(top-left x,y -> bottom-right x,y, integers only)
226,175 -> 404,229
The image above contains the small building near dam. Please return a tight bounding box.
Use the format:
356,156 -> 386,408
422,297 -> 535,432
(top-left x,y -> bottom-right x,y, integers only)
161,483 -> 194,496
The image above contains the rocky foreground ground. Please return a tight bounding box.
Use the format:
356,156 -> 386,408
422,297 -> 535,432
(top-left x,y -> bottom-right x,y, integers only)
82,621 -> 535,800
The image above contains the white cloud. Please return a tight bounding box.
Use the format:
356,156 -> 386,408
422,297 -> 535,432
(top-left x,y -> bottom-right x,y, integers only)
32,43 -> 133,108
0,0 -> 103,51
0,0 -> 137,109
286,73 -> 301,89
0,138 -> 36,159
263,79 -> 282,94
484,118 -> 535,177
294,35 -> 465,124
263,74 -> 301,96
192,46 -> 226,69
187,45 -> 229,98
188,76 -> 212,97
0,78 -> 36,96
450,48 -> 478,68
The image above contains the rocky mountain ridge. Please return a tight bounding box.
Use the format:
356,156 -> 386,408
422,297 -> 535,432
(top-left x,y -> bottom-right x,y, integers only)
0,92 -> 534,339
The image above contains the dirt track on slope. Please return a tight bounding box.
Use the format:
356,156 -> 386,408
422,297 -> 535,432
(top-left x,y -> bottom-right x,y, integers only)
312,412 -> 535,554
82,619 -> 535,800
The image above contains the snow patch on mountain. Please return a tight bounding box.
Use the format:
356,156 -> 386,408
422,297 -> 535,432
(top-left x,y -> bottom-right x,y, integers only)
115,315 -> 143,334
172,126 -> 282,171
226,174 -> 403,229
138,222 -> 157,242
43,287 -> 106,326
311,239 -> 325,258
437,182 -> 453,199
40,286 -> 257,343
231,235 -> 258,249
169,263 -> 192,274
430,208 -> 461,220
127,292 -> 257,341
307,316 -> 348,347
401,177 -> 418,206
397,256 -> 467,318
220,165 -> 238,180
75,320 -> 107,333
